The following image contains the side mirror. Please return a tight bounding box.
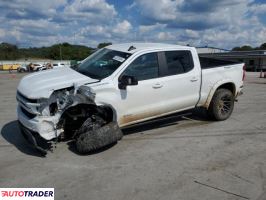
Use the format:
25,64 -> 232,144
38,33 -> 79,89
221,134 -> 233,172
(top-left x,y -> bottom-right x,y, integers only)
118,75 -> 138,90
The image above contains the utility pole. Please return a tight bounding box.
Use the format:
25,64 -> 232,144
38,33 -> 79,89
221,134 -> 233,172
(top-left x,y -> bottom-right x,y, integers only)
60,44 -> 62,61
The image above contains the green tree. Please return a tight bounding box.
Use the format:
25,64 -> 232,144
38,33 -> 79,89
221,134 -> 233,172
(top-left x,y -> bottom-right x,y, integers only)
232,47 -> 241,51
260,43 -> 266,50
0,43 -> 19,59
232,45 -> 253,51
46,43 -> 92,60
240,45 -> 253,51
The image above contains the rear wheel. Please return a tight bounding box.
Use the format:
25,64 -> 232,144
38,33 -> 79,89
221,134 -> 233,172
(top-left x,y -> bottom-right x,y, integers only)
208,88 -> 234,121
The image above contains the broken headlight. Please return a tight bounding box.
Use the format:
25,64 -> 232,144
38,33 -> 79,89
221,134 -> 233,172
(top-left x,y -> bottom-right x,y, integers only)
36,98 -> 50,115
48,89 -> 74,116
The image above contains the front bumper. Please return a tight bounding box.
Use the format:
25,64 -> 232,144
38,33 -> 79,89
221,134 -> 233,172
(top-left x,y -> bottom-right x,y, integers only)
19,121 -> 52,155
17,106 -> 62,140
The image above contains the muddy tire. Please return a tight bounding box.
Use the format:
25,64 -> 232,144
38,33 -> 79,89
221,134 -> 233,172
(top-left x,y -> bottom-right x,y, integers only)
208,88 -> 234,121
75,122 -> 123,154
62,112 -> 104,140
76,115 -> 106,135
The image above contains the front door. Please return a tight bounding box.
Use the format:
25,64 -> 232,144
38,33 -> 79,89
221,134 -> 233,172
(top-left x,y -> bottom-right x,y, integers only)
117,52 -> 167,126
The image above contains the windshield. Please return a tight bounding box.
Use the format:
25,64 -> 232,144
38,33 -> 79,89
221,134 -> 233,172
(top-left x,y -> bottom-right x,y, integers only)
75,48 -> 132,80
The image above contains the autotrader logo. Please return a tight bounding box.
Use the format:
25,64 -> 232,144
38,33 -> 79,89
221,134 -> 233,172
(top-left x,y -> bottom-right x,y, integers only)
0,188 -> 54,200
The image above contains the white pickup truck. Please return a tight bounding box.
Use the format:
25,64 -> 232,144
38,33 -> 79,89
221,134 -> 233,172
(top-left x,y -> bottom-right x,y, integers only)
16,43 -> 245,154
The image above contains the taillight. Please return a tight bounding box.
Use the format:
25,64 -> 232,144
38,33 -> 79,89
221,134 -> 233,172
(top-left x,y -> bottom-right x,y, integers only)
242,64 -> 246,81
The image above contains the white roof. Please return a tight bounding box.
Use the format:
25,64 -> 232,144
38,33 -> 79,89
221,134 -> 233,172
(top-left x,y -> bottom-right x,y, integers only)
106,43 -> 192,54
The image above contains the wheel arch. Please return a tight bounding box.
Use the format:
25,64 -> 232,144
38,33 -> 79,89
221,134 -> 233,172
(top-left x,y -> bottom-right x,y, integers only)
96,104 -> 117,123
56,102 -> 116,139
204,80 -> 236,109
58,102 -> 117,128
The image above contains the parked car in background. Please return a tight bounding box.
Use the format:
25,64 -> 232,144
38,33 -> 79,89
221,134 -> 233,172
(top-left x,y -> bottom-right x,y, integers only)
17,64 -> 28,73
32,63 -> 45,71
17,63 -> 45,72
17,63 -> 67,73
52,63 -> 65,69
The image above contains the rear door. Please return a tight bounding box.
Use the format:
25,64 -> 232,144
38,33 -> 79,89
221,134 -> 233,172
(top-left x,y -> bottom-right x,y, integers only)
157,50 -> 201,111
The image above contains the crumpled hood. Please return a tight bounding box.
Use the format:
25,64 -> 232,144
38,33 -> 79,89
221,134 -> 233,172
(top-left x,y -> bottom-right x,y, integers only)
17,67 -> 98,99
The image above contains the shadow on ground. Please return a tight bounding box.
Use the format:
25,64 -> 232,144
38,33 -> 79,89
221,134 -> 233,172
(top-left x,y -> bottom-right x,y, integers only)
122,108 -> 210,135
1,120 -> 44,157
67,140 -> 117,156
68,109 -> 209,155
1,109 -> 210,156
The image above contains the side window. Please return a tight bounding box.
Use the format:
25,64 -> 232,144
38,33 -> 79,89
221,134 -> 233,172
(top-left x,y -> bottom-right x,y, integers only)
122,53 -> 159,81
165,51 -> 194,76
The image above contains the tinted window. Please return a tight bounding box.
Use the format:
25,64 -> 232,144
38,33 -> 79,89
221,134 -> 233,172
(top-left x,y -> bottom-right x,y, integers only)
165,51 -> 194,75
122,53 -> 159,81
199,56 -> 237,69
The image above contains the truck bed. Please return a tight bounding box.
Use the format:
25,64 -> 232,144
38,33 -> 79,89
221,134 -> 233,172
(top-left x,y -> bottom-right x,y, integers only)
197,57 -> 244,107
199,56 -> 240,69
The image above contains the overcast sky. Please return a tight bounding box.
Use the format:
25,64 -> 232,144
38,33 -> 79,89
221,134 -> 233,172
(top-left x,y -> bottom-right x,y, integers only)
0,0 -> 265,49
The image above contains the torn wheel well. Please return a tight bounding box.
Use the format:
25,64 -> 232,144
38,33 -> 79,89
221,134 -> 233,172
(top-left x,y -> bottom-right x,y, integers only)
97,105 -> 114,123
58,104 -> 114,140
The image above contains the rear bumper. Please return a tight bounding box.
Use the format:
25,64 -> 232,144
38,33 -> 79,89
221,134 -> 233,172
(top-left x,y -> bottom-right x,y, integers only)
237,86 -> 244,97
239,85 -> 244,96
18,121 -> 52,155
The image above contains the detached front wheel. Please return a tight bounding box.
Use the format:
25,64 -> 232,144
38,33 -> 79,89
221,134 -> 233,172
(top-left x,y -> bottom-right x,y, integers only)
208,88 -> 234,121
75,115 -> 123,154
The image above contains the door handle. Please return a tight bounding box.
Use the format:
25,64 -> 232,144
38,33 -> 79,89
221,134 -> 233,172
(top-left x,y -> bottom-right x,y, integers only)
152,83 -> 163,89
224,66 -> 232,69
190,77 -> 198,82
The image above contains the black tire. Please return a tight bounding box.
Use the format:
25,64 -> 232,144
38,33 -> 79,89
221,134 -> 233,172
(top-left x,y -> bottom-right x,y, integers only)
208,88 -> 234,121
62,114 -> 105,140
75,121 -> 123,154
75,115 -> 106,135
20,68 -> 26,73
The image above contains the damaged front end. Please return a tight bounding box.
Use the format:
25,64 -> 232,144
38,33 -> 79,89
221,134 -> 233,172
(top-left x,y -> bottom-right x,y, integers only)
17,84 -> 105,154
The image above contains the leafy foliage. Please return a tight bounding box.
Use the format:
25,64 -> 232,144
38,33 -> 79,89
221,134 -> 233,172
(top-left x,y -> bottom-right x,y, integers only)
232,43 -> 266,51
0,43 -> 19,59
0,42 -> 95,60
259,43 -> 266,50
